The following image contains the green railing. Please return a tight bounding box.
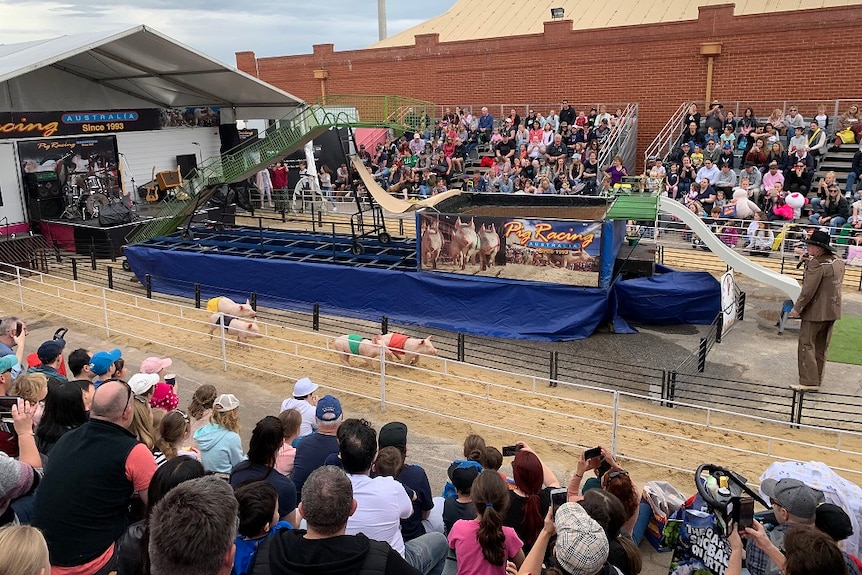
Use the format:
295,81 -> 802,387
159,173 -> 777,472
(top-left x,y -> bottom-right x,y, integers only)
127,95 -> 435,244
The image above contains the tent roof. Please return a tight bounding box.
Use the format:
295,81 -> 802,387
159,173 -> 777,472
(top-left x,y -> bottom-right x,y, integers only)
372,0 -> 862,48
0,25 -> 303,120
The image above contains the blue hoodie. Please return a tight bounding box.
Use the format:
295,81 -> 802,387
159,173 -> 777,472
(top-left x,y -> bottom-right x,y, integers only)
194,423 -> 244,474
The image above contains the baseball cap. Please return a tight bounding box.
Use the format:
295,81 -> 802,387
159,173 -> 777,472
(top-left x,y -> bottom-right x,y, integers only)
761,478 -> 824,519
128,373 -> 159,396
681,141 -> 691,147
37,339 -> 65,363
315,394 -> 342,421
413,133 -> 420,139
214,393 -> 240,413
815,503 -> 854,541
379,422 -> 408,451
140,357 -> 172,375
293,377 -> 318,397
723,144 -> 732,149
555,503 -> 609,575
451,465 -> 480,493
89,348 -> 122,376
0,354 -> 18,374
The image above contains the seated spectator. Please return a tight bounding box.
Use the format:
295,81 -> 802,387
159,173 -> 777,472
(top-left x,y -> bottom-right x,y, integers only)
785,160 -> 812,195
696,158 -> 720,185
148,475 -> 238,575
765,142 -> 789,172
713,163 -> 738,197
115,455 -> 205,575
765,184 -> 794,222
697,178 -> 718,214
503,443 -> 561,554
275,408 -> 301,476
339,418 -> 447,575
762,162 -> 785,206
832,104 -> 862,149
233,481 -> 292,575
703,139 -> 721,164
845,143 -> 862,198
788,126 -> 807,156
250,465 -> 422,575
280,377 -> 319,438
579,489 -> 642,575
670,141 -> 692,166
720,124 -> 736,150
34,379 -> 87,459
683,121 -> 704,148
0,525 -> 50,574
748,216 -> 775,253
728,522 -> 851,575
156,409 -> 199,461
291,394 -> 343,501
810,185 -> 850,235
745,139 -> 768,169
516,502 -> 609,575
8,373 -> 47,428
33,380 -> 157,574
1,398 -> 40,526
28,340 -> 67,383
448,470 -> 525,574
187,383 -> 217,436
443,463 -> 480,536
194,393 -> 244,474
717,144 -> 736,170
740,162 -> 764,202
788,147 -> 815,173
604,156 -> 628,187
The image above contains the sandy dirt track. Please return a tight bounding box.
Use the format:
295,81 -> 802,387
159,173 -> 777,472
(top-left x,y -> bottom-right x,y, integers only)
3,273 -> 862,494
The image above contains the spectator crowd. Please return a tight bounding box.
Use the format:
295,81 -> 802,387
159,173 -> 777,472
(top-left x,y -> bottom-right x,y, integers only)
1,315 -> 860,575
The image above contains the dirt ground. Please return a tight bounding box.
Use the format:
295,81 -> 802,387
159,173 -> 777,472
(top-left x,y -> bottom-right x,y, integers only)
4,273 -> 862,495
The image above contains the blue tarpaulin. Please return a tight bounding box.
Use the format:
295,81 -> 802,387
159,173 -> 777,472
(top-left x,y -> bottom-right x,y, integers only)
612,264 -> 720,325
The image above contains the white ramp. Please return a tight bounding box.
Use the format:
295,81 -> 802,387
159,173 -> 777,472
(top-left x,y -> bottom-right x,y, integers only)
658,196 -> 801,301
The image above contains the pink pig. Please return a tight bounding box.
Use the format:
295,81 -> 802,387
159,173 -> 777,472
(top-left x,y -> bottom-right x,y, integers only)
334,334 -> 382,368
206,296 -> 257,318
376,333 -> 438,366
209,312 -> 262,343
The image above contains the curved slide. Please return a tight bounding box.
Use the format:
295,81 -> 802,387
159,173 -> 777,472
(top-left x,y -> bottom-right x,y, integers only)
658,196 -> 801,301
350,157 -> 461,214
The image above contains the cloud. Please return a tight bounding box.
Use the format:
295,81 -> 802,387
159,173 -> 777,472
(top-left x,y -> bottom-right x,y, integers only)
0,0 -> 455,64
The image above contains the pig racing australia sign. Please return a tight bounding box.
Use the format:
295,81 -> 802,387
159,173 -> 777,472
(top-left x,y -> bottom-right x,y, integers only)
503,220 -> 598,253
0,109 -> 163,139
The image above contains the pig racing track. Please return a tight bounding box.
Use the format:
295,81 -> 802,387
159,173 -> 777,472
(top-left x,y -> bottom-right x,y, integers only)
123,217 -> 722,342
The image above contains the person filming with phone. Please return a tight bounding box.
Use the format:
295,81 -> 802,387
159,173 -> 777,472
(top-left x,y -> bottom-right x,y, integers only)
502,441 -> 561,555
0,317 -> 28,380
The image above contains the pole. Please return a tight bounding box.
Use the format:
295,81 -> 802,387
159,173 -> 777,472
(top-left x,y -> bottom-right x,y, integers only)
377,0 -> 387,40
379,343 -> 386,411
107,266 -> 114,291
220,314 -> 228,371
102,288 -> 110,337
16,267 -> 24,311
611,392 -> 620,454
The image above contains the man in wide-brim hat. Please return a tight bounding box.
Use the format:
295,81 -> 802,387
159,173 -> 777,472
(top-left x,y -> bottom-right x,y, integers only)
788,229 -> 845,388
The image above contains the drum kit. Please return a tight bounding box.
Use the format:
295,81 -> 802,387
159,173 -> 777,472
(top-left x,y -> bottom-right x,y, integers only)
60,156 -> 124,221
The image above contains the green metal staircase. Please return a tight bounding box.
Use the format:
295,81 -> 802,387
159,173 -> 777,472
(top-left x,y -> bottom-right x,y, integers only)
127,95 -> 435,244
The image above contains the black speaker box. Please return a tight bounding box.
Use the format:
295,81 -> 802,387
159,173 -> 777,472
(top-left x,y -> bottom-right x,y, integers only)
219,124 -> 241,154
177,154 -> 198,179
27,197 -> 64,221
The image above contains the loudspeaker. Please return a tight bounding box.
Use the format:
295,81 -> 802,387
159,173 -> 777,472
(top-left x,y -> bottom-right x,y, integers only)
27,197 -> 65,221
219,124 -> 241,154
177,154 -> 198,179
23,172 -> 61,199
156,170 -> 181,189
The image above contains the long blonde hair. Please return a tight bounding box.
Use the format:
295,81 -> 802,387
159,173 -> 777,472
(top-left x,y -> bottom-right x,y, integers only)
0,525 -> 50,575
213,408 -> 240,434
129,395 -> 156,450
8,373 -> 47,405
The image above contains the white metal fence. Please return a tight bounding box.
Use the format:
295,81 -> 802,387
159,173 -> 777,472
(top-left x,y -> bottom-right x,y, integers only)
3,265 -> 862,481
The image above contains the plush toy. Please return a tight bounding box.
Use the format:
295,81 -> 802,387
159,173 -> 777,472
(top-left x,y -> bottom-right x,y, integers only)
732,188 -> 760,219
785,192 -> 808,219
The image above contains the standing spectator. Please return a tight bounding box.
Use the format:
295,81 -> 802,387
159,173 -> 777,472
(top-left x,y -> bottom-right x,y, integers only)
0,317 -> 27,379
291,394 -> 343,501
684,103 -> 701,130
704,100 -> 725,133
604,156 -> 627,187
271,160 -> 288,191
477,108 -> 494,145
789,231 -> 845,389
279,377 -> 319,438
148,476 -> 238,575
256,168 -> 273,209
194,393 -> 244,474
32,380 -> 158,574
559,101 -> 575,127
230,416 -> 298,527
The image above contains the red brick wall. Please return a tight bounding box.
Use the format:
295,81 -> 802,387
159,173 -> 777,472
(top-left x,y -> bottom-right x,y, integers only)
237,4 -> 862,161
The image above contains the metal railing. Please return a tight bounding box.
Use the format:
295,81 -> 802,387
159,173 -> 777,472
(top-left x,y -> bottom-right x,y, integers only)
4,263 -> 862,481
643,101 -> 697,166
127,95 -> 436,245
596,103 -> 639,175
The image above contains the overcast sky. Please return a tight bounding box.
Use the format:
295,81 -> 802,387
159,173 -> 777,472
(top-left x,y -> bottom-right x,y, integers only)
0,0 -> 456,65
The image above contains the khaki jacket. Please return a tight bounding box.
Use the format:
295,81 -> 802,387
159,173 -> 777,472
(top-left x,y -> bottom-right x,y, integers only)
795,253 -> 845,321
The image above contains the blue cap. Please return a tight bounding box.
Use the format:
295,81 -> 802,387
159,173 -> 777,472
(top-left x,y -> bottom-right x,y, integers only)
37,339 -> 65,363
89,348 -> 122,376
0,354 -> 18,373
315,394 -> 342,421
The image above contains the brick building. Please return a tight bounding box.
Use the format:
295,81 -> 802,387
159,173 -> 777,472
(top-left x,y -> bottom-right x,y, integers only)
236,3 -> 862,161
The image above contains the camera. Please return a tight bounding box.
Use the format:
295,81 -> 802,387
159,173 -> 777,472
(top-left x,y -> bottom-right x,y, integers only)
584,446 -> 602,460
550,487 -> 568,515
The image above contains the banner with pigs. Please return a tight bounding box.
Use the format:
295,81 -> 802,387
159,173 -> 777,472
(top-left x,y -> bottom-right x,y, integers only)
419,214 -> 602,287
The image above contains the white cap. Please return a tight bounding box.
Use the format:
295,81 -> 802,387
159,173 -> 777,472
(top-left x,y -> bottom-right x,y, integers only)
214,393 -> 240,412
128,373 -> 159,396
293,377 -> 319,397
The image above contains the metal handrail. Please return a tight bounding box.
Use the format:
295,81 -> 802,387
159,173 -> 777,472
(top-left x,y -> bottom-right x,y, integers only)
643,101 -> 696,166
596,102 -> 639,174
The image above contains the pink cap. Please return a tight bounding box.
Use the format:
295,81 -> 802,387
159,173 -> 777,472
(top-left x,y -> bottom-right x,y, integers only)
140,356 -> 172,374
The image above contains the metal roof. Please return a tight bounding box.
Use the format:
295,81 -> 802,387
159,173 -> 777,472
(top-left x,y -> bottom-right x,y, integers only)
372,0 -> 862,48
0,25 -> 303,120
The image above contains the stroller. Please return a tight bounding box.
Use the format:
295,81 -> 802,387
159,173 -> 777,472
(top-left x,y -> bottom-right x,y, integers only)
664,464 -> 770,575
